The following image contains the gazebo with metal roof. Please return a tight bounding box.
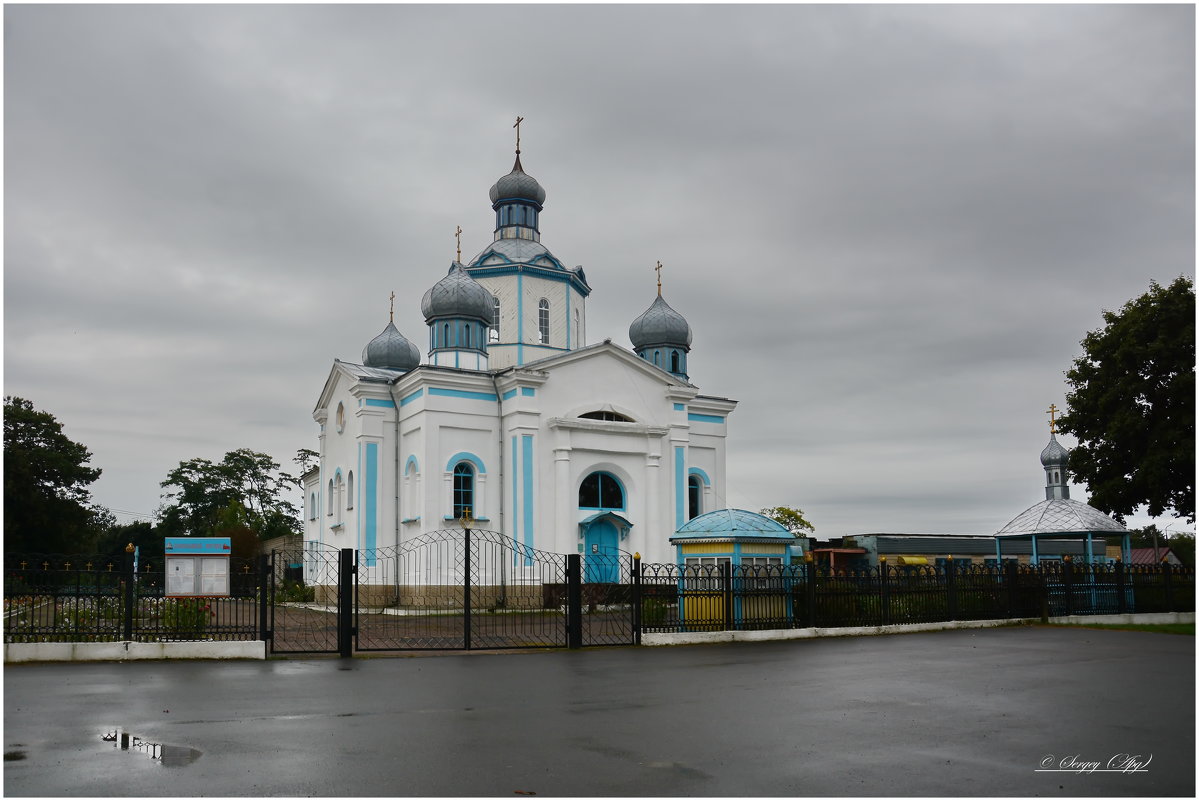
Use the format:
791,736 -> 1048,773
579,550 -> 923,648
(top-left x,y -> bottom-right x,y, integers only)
995,410 -> 1130,564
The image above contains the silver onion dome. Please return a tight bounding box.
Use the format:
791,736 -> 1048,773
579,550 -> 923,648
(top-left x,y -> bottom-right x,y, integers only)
488,155 -> 546,206
421,263 -> 495,323
1040,434 -> 1070,468
630,295 -> 693,350
362,321 -> 420,372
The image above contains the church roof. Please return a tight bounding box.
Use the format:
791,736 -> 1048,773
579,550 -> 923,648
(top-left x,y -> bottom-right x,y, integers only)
996,498 -> 1127,537
630,294 -> 692,350
421,262 -> 494,323
1040,433 -> 1069,467
489,154 -> 546,206
362,321 -> 420,372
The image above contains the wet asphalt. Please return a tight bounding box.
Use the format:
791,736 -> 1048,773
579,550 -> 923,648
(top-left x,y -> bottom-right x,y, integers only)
3,625 -> 1194,797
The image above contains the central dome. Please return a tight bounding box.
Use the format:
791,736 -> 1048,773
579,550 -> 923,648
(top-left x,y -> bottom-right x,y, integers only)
489,155 -> 546,207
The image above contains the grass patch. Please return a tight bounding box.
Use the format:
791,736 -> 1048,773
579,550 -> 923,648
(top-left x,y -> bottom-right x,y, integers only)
1049,622 -> 1193,635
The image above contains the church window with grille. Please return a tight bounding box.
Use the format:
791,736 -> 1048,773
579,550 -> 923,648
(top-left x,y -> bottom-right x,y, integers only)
491,298 -> 501,342
453,463 -> 475,519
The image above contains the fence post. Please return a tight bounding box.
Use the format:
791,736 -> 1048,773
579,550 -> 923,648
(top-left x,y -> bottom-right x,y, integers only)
338,548 -> 354,658
805,556 -> 817,628
463,525 -> 472,651
566,554 -> 582,649
123,545 -> 135,641
258,553 -> 270,643
945,556 -> 958,621
879,558 -> 889,627
632,554 -> 642,646
1162,561 -> 1173,611
1115,560 -> 1126,614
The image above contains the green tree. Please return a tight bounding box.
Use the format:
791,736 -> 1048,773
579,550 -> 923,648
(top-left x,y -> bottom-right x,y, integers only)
4,396 -> 107,553
761,506 -> 815,536
96,520 -> 161,561
1127,525 -> 1195,567
157,448 -> 300,540
1058,277 -> 1195,524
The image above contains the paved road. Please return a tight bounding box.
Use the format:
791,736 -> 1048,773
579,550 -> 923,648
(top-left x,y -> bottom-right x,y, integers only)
4,626 -> 1193,796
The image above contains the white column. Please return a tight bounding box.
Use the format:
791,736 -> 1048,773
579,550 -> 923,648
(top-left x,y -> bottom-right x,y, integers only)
555,447 -> 572,554
645,446 -> 662,559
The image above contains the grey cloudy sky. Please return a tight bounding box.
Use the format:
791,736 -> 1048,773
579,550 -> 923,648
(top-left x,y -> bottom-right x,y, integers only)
4,4 -> 1194,538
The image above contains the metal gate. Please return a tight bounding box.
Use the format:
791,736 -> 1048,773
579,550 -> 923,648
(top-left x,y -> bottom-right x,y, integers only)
355,528 -> 573,650
268,542 -> 346,654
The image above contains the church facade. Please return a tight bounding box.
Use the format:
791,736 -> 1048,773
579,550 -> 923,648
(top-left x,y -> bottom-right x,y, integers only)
302,139 -> 736,566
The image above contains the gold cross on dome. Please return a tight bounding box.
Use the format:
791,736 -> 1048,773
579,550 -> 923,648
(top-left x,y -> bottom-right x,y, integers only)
389,291 -> 396,323
514,116 -> 524,154
455,225 -> 462,262
655,261 -> 663,296
1047,403 -> 1060,434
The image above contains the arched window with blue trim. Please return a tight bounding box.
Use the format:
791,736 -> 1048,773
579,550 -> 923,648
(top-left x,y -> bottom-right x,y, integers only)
688,474 -> 702,520
579,471 -> 625,510
346,471 -> 354,510
453,462 -> 475,519
671,350 -> 681,374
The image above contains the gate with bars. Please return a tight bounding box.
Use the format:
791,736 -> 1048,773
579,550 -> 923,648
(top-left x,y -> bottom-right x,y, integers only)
266,529 -> 638,655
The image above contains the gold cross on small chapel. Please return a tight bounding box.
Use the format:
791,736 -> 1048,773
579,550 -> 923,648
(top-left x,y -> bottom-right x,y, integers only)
1046,403 -> 1060,434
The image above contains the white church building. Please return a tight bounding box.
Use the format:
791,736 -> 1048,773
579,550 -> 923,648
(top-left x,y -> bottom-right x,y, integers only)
302,138 -> 736,566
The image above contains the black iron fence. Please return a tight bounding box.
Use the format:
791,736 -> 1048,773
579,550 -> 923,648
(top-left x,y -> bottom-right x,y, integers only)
4,553 -> 262,643
6,551 -> 1193,648
638,560 -> 1195,633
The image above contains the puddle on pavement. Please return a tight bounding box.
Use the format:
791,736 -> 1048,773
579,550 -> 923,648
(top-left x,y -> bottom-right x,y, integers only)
101,728 -> 202,767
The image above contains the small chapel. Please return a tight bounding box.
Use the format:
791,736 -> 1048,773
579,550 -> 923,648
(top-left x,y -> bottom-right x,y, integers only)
302,125 -> 736,565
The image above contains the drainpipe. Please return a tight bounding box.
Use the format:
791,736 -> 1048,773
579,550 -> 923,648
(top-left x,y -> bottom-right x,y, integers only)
489,372 -> 506,537
388,380 -> 403,551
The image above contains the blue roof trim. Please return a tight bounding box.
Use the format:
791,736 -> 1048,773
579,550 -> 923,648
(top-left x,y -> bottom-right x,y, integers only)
467,264 -> 591,296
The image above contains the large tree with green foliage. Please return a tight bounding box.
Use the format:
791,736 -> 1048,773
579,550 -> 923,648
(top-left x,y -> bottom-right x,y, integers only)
3,396 -> 108,553
1058,277 -> 1194,524
157,448 -> 300,540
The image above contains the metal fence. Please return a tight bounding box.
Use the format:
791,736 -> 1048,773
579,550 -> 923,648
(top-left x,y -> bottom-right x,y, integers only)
638,561 -> 1196,633
6,552 -> 1193,649
4,553 -> 262,643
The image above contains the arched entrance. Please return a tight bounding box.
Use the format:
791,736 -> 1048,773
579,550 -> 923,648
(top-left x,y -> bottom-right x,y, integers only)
578,470 -> 630,583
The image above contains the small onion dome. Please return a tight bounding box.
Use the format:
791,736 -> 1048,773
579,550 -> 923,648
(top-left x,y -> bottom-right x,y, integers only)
421,263 -> 495,323
1040,434 -> 1070,468
362,321 -> 420,372
488,155 -> 546,206
629,295 -> 693,350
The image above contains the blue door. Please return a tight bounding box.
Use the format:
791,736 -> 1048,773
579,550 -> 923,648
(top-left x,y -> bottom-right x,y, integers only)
584,520 -> 619,583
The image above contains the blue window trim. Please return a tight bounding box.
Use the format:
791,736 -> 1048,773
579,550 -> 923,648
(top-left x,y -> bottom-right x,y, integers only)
404,455 -> 420,475
688,467 -> 711,486
452,462 -> 474,519
446,452 -> 487,474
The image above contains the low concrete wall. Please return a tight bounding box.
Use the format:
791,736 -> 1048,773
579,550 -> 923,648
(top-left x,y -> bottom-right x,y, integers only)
641,612 -> 1194,647
5,640 -> 266,663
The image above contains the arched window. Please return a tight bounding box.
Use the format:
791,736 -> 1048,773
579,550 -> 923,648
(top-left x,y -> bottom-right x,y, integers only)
688,474 -> 703,520
346,471 -> 354,510
580,410 -> 634,422
327,479 -> 334,516
671,351 -> 681,373
538,299 -> 550,344
574,309 -> 580,346
443,323 -> 450,348
653,350 -> 661,366
579,471 -> 625,510
491,298 -> 501,342
464,325 -> 471,349
453,463 -> 475,519
309,492 -> 317,521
